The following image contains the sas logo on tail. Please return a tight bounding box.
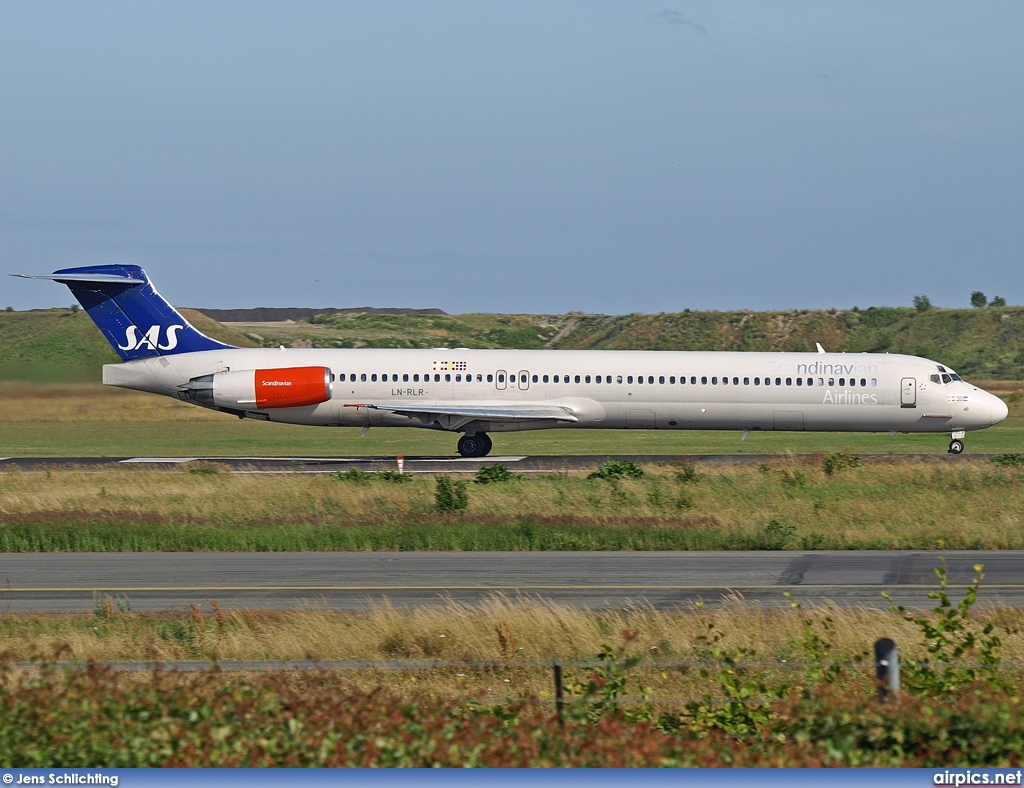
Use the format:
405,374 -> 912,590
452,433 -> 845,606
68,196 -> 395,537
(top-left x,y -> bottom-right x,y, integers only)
117,324 -> 185,351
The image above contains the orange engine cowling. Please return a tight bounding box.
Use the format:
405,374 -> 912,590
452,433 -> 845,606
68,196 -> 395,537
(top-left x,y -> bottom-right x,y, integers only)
254,367 -> 333,409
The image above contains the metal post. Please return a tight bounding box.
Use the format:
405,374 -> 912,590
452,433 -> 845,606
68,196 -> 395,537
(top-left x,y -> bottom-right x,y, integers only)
874,638 -> 900,700
553,662 -> 564,727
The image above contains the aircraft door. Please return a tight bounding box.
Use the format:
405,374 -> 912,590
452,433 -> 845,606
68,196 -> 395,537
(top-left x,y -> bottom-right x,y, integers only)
519,370 -> 529,390
901,377 -> 916,408
496,371 -> 507,390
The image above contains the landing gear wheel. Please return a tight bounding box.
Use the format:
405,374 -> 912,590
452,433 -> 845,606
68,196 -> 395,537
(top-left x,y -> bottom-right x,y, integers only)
948,439 -> 965,455
457,433 -> 492,458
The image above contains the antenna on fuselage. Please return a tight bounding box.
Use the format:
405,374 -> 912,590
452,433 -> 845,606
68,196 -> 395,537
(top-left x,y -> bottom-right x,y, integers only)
815,343 -> 826,354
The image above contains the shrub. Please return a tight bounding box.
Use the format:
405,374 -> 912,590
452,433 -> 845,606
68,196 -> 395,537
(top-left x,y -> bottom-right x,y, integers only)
588,461 -> 644,480
377,470 -> 414,483
474,464 -> 515,484
823,452 -> 862,476
991,453 -> 1024,468
332,469 -> 372,484
762,520 -> 797,549
435,476 -> 469,512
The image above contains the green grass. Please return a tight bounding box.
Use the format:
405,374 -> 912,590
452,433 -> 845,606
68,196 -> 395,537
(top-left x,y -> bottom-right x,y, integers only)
2,460 -> 1023,551
2,416 -> 1021,457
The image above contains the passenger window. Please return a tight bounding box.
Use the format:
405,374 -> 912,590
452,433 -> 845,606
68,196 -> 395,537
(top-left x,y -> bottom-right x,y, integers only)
679,376 -> 685,384
575,375 -> 581,383
543,374 -> 549,383
532,374 -> 538,383
477,374 -> 483,382
754,377 -> 760,385
648,376 -> 654,384
638,376 -> 643,384
806,378 -> 813,387
498,374 -> 505,383
434,374 -> 441,382
487,374 -> 494,383
828,378 -> 834,386
627,376 -> 633,384
817,378 -> 824,386
860,378 -> 867,387
764,378 -> 770,386
786,378 -> 792,386
871,378 -> 877,387
712,377 -> 718,385
585,375 -> 591,383
617,375 -> 623,383
360,373 -> 367,382
797,378 -> 802,386
670,376 -> 676,384
775,378 -> 782,386
445,374 -> 451,382
722,377 -> 728,385
553,375 -> 559,383
744,377 -> 749,385
701,376 -> 707,384
690,377 -> 697,384
659,376 -> 665,384
839,378 -> 845,386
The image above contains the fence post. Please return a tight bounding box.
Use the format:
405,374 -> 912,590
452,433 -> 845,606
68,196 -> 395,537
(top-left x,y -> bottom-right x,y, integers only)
553,662 -> 564,728
874,637 -> 900,701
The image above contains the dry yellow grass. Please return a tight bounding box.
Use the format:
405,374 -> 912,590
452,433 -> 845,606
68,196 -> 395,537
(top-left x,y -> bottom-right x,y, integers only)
3,600 -> 1021,700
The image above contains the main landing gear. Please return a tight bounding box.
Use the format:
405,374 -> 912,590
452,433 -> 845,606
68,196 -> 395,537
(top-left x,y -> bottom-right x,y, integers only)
457,432 -> 492,458
948,430 -> 966,455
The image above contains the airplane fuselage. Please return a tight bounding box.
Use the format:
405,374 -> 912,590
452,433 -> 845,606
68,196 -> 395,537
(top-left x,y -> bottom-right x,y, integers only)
103,347 -> 1005,436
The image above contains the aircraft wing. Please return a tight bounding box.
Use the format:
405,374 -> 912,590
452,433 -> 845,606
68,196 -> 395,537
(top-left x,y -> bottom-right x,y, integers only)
345,402 -> 578,431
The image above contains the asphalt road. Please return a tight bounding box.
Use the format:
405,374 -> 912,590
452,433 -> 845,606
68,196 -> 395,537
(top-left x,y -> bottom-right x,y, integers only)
3,551 -> 1021,613
0,453 -> 989,474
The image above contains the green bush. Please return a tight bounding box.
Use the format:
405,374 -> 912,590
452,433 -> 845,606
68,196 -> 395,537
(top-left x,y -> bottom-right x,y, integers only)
588,460 -> 644,480
823,452 -> 862,476
434,476 -> 469,512
991,453 -> 1024,468
474,464 -> 515,484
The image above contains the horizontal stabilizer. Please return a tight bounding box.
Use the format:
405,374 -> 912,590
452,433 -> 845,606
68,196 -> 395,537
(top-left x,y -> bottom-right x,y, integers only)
14,272 -> 145,285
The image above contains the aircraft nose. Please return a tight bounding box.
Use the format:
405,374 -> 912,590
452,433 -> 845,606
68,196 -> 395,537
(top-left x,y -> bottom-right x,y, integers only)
991,394 -> 1009,426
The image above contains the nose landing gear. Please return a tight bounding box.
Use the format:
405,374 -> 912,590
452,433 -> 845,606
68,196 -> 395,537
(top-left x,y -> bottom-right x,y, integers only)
457,432 -> 493,458
948,430 -> 966,455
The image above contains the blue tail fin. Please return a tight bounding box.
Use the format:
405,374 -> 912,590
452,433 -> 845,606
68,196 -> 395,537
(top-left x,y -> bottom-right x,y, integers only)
23,265 -> 234,361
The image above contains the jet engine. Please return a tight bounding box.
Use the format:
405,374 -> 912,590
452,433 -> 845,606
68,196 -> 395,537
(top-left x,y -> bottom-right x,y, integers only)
182,367 -> 333,410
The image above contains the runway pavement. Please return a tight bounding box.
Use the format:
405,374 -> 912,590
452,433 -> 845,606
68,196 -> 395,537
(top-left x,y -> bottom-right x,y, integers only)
3,550 -> 1021,613
0,452 -> 988,474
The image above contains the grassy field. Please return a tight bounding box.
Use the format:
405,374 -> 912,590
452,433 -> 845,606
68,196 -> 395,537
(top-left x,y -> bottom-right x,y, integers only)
2,380 -> 1023,457
2,457 -> 1024,551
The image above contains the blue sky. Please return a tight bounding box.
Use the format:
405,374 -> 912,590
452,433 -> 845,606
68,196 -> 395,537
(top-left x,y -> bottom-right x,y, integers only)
4,2 -> 1022,313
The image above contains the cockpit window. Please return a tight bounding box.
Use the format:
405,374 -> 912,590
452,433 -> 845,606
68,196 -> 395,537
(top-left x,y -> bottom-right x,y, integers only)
930,374 -> 940,384
941,374 -> 952,384
950,374 -> 962,381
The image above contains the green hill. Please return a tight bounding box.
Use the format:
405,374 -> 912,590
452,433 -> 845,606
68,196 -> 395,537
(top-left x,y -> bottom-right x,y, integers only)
0,308 -> 256,381
2,304 -> 1022,381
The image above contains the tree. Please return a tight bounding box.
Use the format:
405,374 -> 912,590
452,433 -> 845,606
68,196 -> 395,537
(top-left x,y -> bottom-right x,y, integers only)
970,291 -> 988,308
990,296 -> 1007,307
912,294 -> 932,312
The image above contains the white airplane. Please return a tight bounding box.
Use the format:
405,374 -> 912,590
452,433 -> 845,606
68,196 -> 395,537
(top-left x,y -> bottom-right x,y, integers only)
17,265 -> 1008,457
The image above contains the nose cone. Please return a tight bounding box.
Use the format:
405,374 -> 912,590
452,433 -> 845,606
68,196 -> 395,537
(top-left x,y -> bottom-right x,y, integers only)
991,394 -> 1009,426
